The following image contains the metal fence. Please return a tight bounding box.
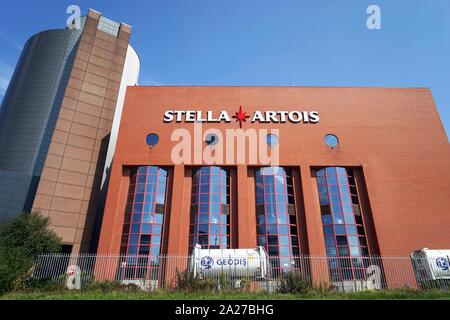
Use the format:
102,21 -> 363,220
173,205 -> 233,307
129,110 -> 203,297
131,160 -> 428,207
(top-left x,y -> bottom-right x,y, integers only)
30,254 -> 450,292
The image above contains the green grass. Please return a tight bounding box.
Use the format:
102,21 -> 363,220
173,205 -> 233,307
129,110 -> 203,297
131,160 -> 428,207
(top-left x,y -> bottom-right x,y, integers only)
2,289 -> 450,300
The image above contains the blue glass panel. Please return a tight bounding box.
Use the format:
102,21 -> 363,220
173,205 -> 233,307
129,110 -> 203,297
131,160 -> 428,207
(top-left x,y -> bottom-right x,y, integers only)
342,202 -> 353,214
155,214 -> 163,224
279,236 -> 290,246
151,246 -> 160,257
146,183 -> 156,194
148,166 -> 159,175
278,225 -> 289,235
256,195 -> 264,204
128,246 -> 138,254
279,246 -> 291,257
151,235 -> 161,245
131,224 -> 140,233
324,226 -> 334,235
199,204 -> 209,213
344,213 -> 355,224
317,176 -> 327,187
325,167 -> 336,175
153,224 -> 162,235
210,166 -> 221,175
210,203 -> 220,213
350,246 -> 360,256
267,224 -> 278,234
346,225 -> 358,234
264,184 -> 274,194
276,194 -> 287,206
129,235 -> 139,245
210,214 -> 220,223
134,193 -> 144,203
142,214 -> 153,223
199,194 -> 209,203
319,195 -> 329,205
330,194 -> 341,204
264,193 -> 276,204
132,214 -> 141,223
340,190 -> 351,202
277,213 -> 288,224
275,182 -> 285,194
266,214 -> 276,224
334,214 -> 344,224
136,183 -> 145,193
318,184 -> 328,195
199,214 -> 209,223
137,167 -> 147,175
322,214 -> 332,225
198,224 -> 208,234
256,182 -> 263,194
348,236 -> 359,246
210,193 -> 220,203
221,214 -> 228,224
210,224 -> 220,235
325,236 -> 335,246
209,235 -> 220,245
334,225 -> 346,234
221,236 -> 227,246
141,224 -> 152,234
144,193 -> 154,203
326,247 -> 337,256
332,204 -> 342,214
257,236 -> 266,245
257,225 -> 266,234
143,203 -> 153,213
156,192 -> 165,204
137,175 -> 146,183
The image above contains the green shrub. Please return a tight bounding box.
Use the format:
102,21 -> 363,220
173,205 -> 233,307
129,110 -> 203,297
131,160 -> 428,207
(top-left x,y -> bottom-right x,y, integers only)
276,271 -> 311,294
173,270 -> 217,292
0,212 -> 62,294
82,280 -> 140,293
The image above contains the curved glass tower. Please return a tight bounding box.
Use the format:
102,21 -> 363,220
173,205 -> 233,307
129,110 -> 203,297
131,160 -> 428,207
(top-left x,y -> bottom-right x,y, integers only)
189,166 -> 230,251
120,166 -> 168,280
316,167 -> 370,281
0,28 -> 82,222
0,10 -> 139,254
255,166 -> 301,273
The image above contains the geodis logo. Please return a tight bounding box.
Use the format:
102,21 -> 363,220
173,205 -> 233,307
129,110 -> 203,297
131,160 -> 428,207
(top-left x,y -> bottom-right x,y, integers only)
200,256 -> 214,270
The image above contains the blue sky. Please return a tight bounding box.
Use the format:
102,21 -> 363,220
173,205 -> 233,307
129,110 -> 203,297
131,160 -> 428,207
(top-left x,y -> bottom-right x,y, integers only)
0,0 -> 449,140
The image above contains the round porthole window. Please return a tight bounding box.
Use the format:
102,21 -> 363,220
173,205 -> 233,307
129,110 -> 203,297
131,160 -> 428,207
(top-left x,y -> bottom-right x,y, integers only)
146,133 -> 159,148
266,133 -> 279,147
324,134 -> 339,148
205,133 -> 219,146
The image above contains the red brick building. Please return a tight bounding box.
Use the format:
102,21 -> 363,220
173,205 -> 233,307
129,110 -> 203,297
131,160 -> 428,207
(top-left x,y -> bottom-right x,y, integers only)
95,86 -> 450,282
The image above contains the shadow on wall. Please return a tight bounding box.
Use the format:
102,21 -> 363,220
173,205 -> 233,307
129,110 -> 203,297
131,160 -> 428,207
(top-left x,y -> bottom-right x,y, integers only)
80,133 -> 111,253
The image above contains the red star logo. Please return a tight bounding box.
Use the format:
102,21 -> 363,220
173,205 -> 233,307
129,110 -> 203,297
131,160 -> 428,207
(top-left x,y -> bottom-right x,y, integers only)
232,106 -> 250,128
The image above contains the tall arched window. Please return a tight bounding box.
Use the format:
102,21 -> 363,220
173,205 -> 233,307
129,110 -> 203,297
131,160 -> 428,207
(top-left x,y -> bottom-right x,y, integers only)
189,166 -> 230,251
255,167 -> 301,273
316,167 -> 369,281
120,166 -> 168,280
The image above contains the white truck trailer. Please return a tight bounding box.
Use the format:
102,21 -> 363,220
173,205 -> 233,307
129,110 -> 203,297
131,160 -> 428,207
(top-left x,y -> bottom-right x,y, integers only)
410,248 -> 450,288
189,244 -> 269,279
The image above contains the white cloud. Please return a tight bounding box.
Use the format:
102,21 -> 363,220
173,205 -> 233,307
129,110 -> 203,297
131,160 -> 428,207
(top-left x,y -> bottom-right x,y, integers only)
141,76 -> 164,86
0,33 -> 23,52
0,62 -> 13,97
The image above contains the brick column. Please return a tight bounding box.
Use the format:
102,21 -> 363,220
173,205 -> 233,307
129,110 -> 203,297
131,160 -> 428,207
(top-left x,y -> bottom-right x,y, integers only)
300,165 -> 330,286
